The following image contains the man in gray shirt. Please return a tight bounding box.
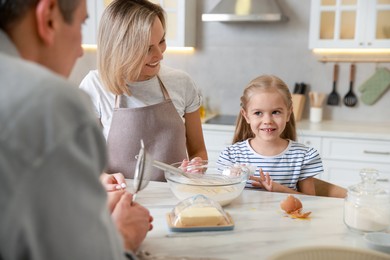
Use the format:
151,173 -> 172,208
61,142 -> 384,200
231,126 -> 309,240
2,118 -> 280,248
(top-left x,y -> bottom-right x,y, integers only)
0,0 -> 152,259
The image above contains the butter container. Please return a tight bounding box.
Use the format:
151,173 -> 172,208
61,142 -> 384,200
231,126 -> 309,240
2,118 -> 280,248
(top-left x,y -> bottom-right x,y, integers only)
167,194 -> 234,232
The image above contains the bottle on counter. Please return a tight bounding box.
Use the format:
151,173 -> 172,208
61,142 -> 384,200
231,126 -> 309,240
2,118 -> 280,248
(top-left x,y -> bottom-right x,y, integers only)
199,96 -> 210,120
344,168 -> 390,233
199,104 -> 206,119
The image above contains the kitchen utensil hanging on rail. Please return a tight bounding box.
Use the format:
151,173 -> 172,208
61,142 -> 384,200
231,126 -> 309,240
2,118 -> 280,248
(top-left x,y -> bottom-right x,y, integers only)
343,64 -> 358,107
327,64 -> 340,106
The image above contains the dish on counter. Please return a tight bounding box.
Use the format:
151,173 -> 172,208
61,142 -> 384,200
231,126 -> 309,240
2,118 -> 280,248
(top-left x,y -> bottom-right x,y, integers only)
166,194 -> 234,232
166,212 -> 234,232
268,245 -> 390,260
365,232 -> 390,254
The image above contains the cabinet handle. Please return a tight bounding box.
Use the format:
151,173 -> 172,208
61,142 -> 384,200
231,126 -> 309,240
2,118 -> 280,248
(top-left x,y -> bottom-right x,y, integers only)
363,150 -> 390,156
377,178 -> 389,182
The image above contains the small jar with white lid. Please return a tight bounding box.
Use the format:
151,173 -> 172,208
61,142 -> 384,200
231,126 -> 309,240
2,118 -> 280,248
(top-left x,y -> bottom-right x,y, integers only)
344,168 -> 390,233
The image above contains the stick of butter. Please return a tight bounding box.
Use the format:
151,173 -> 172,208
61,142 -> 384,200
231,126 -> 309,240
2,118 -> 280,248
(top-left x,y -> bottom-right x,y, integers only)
178,207 -> 224,226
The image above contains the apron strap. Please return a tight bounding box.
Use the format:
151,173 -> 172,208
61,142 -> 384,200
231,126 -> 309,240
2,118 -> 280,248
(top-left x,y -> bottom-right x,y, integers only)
114,95 -> 121,109
157,75 -> 171,100
115,76 -> 170,109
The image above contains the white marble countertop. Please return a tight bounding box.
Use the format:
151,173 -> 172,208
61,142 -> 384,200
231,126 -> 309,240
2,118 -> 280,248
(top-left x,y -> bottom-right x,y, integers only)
128,181 -> 389,260
203,118 -> 390,141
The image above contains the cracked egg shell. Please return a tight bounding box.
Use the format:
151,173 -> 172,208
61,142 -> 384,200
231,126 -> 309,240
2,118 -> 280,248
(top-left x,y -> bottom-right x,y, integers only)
280,195 -> 302,213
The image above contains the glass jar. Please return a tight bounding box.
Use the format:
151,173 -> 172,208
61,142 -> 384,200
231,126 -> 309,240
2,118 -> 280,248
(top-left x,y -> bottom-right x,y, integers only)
344,168 -> 390,233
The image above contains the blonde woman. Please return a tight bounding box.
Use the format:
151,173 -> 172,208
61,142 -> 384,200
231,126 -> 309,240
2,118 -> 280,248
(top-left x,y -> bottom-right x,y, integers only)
80,0 -> 207,181
217,75 -> 323,195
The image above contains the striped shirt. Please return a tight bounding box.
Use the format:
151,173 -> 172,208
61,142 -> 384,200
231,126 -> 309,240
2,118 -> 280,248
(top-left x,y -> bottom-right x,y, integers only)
217,139 -> 323,191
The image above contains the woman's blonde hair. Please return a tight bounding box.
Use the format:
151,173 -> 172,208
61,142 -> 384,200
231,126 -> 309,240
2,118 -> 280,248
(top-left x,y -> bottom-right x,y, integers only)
97,0 -> 166,96
232,75 -> 297,143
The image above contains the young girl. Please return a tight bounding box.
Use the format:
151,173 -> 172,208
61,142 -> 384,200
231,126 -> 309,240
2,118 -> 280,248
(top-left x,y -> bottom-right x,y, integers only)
217,75 -> 323,195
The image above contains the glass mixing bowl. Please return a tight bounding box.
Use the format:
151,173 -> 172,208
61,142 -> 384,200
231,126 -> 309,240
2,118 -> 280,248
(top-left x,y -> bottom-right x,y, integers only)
164,160 -> 250,206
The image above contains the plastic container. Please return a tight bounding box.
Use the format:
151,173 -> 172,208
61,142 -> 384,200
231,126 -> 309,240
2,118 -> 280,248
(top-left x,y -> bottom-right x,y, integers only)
166,194 -> 234,232
344,168 -> 390,233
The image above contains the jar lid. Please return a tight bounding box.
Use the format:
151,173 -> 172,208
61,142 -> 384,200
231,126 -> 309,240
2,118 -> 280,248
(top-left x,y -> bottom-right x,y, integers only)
348,168 -> 390,200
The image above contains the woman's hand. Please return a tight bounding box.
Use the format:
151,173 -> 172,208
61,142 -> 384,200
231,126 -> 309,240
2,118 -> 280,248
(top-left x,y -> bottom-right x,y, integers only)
180,156 -> 203,168
100,172 -> 127,191
180,157 -> 204,174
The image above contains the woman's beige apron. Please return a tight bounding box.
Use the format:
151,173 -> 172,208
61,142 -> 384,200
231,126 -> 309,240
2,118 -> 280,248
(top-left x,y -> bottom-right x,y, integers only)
105,77 -> 187,181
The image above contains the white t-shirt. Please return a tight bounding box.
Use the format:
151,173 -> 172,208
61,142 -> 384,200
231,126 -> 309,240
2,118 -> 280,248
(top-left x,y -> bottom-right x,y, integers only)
80,65 -> 202,139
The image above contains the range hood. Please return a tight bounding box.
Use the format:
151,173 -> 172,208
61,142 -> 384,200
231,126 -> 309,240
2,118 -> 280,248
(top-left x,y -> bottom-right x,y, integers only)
202,0 -> 288,22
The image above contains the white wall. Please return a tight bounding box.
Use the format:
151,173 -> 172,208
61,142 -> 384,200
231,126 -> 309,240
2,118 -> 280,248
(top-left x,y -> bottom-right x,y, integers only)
70,0 -> 390,123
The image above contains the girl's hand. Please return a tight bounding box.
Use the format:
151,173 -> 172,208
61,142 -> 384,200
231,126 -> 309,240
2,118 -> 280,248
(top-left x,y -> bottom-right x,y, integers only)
100,172 -> 127,192
249,168 -> 273,191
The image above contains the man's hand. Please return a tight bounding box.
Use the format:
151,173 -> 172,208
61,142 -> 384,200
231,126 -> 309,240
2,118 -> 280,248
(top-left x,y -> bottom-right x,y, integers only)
111,192 -> 153,252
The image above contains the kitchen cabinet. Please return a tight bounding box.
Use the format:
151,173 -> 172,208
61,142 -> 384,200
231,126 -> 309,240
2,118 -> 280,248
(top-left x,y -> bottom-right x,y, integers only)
202,125 -> 235,162
321,137 -> 390,188
297,135 -> 322,155
150,0 -> 196,47
309,0 -> 390,49
82,0 -> 97,45
83,0 -> 195,47
82,0 -> 107,45
297,129 -> 390,189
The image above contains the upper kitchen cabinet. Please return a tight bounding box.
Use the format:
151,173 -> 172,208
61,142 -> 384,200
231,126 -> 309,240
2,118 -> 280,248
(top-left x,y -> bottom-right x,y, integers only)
83,0 -> 195,47
309,0 -> 390,49
82,0 -> 108,45
150,0 -> 196,47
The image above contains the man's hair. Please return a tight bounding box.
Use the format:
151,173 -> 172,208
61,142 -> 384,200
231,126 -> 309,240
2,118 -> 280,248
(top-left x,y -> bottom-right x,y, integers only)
0,0 -> 81,30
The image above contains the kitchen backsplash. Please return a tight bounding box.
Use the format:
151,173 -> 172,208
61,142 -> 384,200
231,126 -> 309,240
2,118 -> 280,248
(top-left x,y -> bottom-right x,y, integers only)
70,0 -> 390,123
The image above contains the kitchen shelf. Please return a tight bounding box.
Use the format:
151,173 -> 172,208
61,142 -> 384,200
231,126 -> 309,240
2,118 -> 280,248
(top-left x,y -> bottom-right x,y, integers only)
315,55 -> 390,63
312,49 -> 390,63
